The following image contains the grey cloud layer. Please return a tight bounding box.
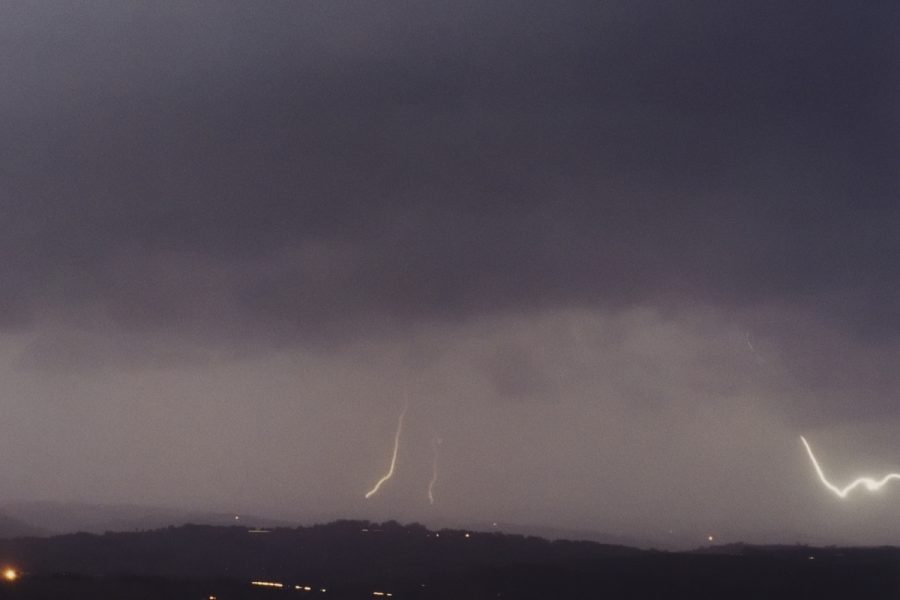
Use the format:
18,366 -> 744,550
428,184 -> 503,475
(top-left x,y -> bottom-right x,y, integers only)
4,307 -> 899,545
1,2 -> 897,344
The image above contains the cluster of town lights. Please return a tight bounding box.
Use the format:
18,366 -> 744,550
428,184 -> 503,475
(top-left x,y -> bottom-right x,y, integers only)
250,581 -> 328,593
251,580 -> 396,596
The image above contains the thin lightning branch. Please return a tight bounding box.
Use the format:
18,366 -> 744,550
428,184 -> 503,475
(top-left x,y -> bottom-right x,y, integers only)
365,401 -> 408,499
745,332 -> 755,353
745,331 -> 766,365
800,436 -> 900,499
428,436 -> 442,505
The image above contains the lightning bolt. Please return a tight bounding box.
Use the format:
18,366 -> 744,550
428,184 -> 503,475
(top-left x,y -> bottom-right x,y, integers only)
365,400 -> 408,499
745,332 -> 756,353
428,436 -> 442,505
800,436 -> 900,499
745,331 -> 766,365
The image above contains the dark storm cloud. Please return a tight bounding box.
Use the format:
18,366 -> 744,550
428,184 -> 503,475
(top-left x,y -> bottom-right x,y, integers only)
1,1 -> 897,347
3,2 -> 900,547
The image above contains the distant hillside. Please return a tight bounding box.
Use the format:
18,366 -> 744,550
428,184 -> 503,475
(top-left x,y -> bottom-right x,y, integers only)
0,511 -> 43,539
1,501 -> 293,535
474,521 -> 650,548
0,521 -> 898,599
0,520 -> 639,583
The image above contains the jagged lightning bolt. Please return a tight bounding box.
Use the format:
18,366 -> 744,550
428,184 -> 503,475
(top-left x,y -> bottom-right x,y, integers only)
365,401 -> 408,499
800,436 -> 900,499
428,436 -> 442,505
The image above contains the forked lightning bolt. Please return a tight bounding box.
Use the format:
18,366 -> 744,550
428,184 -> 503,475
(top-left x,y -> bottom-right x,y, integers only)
365,401 -> 408,499
428,436 -> 442,505
800,436 -> 900,499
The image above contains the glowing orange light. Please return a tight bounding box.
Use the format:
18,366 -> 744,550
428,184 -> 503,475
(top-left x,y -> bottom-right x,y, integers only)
3,568 -> 17,582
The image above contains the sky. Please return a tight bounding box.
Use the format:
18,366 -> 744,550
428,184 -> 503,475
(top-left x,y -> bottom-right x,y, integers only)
0,1 -> 898,547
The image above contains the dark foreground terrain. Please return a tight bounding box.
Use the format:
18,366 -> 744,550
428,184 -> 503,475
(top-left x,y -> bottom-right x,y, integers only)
0,521 -> 898,599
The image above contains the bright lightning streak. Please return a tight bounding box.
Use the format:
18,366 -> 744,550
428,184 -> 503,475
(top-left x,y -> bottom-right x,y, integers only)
365,401 -> 408,499
800,436 -> 900,499
428,436 -> 442,505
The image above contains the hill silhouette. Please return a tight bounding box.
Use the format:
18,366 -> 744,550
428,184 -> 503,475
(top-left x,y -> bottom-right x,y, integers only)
0,501 -> 292,535
0,512 -> 44,539
0,520 -> 898,598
